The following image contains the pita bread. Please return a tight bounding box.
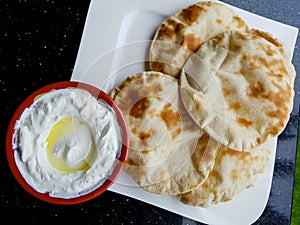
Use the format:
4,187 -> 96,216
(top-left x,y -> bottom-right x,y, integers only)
110,71 -> 219,195
180,30 -> 294,151
176,140 -> 271,207
149,1 -> 249,78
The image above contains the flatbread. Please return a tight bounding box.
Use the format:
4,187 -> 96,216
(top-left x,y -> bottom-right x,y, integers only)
180,30 -> 295,151
110,71 -> 218,195
149,1 -> 249,78
176,140 -> 271,207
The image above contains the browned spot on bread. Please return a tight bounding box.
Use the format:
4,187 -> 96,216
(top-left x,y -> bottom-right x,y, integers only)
126,158 -> 140,166
265,81 -> 291,111
216,18 -> 222,24
268,59 -> 283,68
265,109 -> 286,135
141,150 -> 150,155
212,34 -> 226,46
222,196 -> 232,202
148,108 -> 156,117
231,169 -> 239,182
138,139 -> 149,148
159,102 -> 180,130
222,88 -> 231,96
246,81 -> 265,98
229,43 -> 241,52
236,117 -> 253,128
253,55 -> 270,68
209,170 -> 222,182
179,195 -> 190,204
252,29 -> 282,48
268,90 -> 289,109
180,4 -> 206,26
146,73 -> 162,83
111,75 -> 140,99
201,182 -> 209,190
256,42 -> 277,56
266,59 -> 289,80
201,1 -> 212,6
138,131 -> 152,140
130,97 -> 150,118
224,149 -> 251,161
131,128 -> 137,134
228,102 -> 241,111
181,33 -> 202,52
144,83 -> 163,97
253,155 -> 260,162
266,71 -> 284,81
269,81 -> 292,104
256,137 -> 262,145
276,60 -> 289,76
151,61 -> 166,73
233,16 -> 247,28
168,18 -> 185,34
172,128 -> 182,140
235,32 -> 248,41
157,24 -> 176,40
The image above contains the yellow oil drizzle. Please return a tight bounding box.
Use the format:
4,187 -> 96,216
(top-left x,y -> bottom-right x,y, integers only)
46,117 -> 95,173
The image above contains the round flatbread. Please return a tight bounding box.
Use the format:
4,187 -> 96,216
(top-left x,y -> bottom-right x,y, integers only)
110,71 -> 218,195
176,140 -> 271,207
180,30 -> 295,151
149,1 -> 249,78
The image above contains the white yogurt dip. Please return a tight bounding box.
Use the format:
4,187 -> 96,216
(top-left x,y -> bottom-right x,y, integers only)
13,88 -> 122,198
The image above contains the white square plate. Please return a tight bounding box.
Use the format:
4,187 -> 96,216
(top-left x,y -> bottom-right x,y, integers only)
71,1 -> 298,224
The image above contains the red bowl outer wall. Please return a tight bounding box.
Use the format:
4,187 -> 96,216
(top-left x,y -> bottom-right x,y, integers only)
5,81 -> 129,205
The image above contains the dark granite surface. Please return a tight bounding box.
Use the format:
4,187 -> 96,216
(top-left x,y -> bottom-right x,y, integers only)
1,0 -> 299,224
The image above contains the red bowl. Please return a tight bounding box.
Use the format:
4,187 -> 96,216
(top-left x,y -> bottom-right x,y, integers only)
6,81 -> 129,205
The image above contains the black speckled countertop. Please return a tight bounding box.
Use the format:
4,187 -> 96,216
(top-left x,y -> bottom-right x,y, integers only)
1,0 -> 299,224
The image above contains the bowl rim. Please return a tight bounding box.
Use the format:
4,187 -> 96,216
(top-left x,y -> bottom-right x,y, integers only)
5,81 -> 129,205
